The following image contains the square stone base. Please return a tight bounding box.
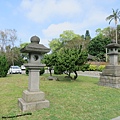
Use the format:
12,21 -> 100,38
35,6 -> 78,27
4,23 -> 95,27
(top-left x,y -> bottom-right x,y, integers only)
18,90 -> 49,112
22,90 -> 45,102
99,74 -> 120,88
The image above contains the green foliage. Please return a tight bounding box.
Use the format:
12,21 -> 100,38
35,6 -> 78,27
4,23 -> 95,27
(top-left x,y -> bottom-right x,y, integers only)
0,55 -> 9,77
80,63 -> 90,72
49,38 -> 61,52
88,35 -> 111,61
54,66 -> 63,74
42,53 -> 57,67
25,67 -> 45,75
49,30 -> 81,52
26,68 -> 29,75
85,30 -> 91,40
88,65 -> 105,71
56,46 -> 88,79
97,65 -> 106,71
42,53 -> 58,76
88,65 -> 98,71
40,67 -> 45,75
106,9 -> 120,25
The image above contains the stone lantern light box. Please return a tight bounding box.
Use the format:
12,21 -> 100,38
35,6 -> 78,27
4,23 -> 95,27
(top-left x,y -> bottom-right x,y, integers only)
18,36 -> 50,112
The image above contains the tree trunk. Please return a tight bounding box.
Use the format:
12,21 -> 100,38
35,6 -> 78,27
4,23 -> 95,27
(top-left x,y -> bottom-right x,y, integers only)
68,72 -> 71,77
74,71 -> 78,80
49,67 -> 52,76
115,23 -> 118,43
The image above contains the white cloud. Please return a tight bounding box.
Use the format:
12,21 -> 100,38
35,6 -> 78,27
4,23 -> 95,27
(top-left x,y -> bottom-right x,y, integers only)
20,0 -> 81,23
42,7 -> 109,39
18,0 -> 118,44
42,22 -> 81,38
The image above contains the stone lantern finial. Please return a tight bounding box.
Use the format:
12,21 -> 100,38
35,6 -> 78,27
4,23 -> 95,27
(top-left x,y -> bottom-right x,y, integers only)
30,36 -> 40,44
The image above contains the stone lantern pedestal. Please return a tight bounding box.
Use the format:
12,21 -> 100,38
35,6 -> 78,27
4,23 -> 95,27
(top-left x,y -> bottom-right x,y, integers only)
99,40 -> 120,88
18,36 -> 50,112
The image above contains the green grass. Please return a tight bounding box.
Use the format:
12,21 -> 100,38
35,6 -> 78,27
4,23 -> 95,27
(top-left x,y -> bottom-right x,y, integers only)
0,74 -> 120,120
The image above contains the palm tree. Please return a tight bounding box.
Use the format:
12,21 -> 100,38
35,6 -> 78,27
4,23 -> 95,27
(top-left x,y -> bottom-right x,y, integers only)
106,9 -> 120,43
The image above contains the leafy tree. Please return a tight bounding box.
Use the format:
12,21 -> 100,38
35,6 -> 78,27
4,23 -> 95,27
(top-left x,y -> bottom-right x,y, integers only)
96,27 -> 115,39
49,38 -> 61,52
64,36 -> 89,51
0,55 -> 9,77
42,53 -> 57,76
20,43 -> 29,63
85,30 -> 91,40
0,29 -> 18,66
49,30 -> 80,52
88,35 -> 111,61
4,46 -> 24,67
55,46 -> 88,80
117,25 -> 120,43
106,9 -> 120,43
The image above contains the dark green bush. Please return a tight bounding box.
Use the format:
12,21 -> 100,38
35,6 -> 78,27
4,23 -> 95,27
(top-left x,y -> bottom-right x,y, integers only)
0,55 -> 9,77
26,67 -> 45,75
25,68 -> 29,75
54,66 -> 63,74
80,64 -> 90,72
40,67 -> 45,75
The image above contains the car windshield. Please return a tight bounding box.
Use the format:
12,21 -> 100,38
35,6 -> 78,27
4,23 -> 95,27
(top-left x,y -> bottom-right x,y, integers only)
12,66 -> 20,69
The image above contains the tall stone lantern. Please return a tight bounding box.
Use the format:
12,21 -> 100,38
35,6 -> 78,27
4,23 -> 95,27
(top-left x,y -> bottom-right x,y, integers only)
18,36 -> 50,112
99,40 -> 120,88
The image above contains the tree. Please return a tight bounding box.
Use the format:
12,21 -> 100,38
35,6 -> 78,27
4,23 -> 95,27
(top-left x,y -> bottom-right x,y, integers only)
85,30 -> 91,40
106,9 -> 120,43
117,25 -> 120,43
0,29 -> 18,66
64,36 -> 89,51
20,43 -> 29,63
88,35 -> 111,61
0,55 -> 9,77
42,53 -> 58,76
55,46 -> 88,80
49,38 -> 61,52
49,30 -> 80,52
96,27 -> 115,40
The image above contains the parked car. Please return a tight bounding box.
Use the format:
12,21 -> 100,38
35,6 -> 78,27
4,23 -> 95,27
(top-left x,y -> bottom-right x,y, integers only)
21,65 -> 26,70
9,66 -> 22,74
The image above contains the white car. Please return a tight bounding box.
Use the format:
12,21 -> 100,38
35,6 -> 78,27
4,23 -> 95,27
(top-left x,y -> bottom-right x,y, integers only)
9,66 -> 22,74
21,65 -> 26,70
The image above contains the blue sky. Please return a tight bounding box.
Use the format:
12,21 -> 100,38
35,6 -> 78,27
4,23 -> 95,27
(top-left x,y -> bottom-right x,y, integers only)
0,0 -> 120,47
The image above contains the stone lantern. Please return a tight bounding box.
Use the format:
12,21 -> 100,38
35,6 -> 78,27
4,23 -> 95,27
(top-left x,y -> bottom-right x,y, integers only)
99,40 -> 120,88
107,40 -> 120,65
18,36 -> 50,112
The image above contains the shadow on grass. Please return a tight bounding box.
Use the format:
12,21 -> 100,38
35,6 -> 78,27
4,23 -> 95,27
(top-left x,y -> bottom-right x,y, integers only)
42,73 -> 99,84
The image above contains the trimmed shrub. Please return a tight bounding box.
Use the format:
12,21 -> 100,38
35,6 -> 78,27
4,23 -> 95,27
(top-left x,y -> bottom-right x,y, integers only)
97,65 -> 105,71
87,64 -> 106,71
26,68 -> 29,75
80,64 -> 90,72
54,66 -> 63,74
40,67 -> 45,75
88,65 -> 97,71
0,55 -> 9,77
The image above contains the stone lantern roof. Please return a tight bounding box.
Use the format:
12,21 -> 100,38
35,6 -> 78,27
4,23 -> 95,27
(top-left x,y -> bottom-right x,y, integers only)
106,39 -> 120,48
20,36 -> 50,54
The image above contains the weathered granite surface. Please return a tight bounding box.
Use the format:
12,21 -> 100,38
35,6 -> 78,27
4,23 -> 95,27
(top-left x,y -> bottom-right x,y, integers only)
18,36 -> 50,112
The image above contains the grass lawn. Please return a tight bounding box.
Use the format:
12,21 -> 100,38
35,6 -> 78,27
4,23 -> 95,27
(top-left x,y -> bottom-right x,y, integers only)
0,74 -> 120,120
